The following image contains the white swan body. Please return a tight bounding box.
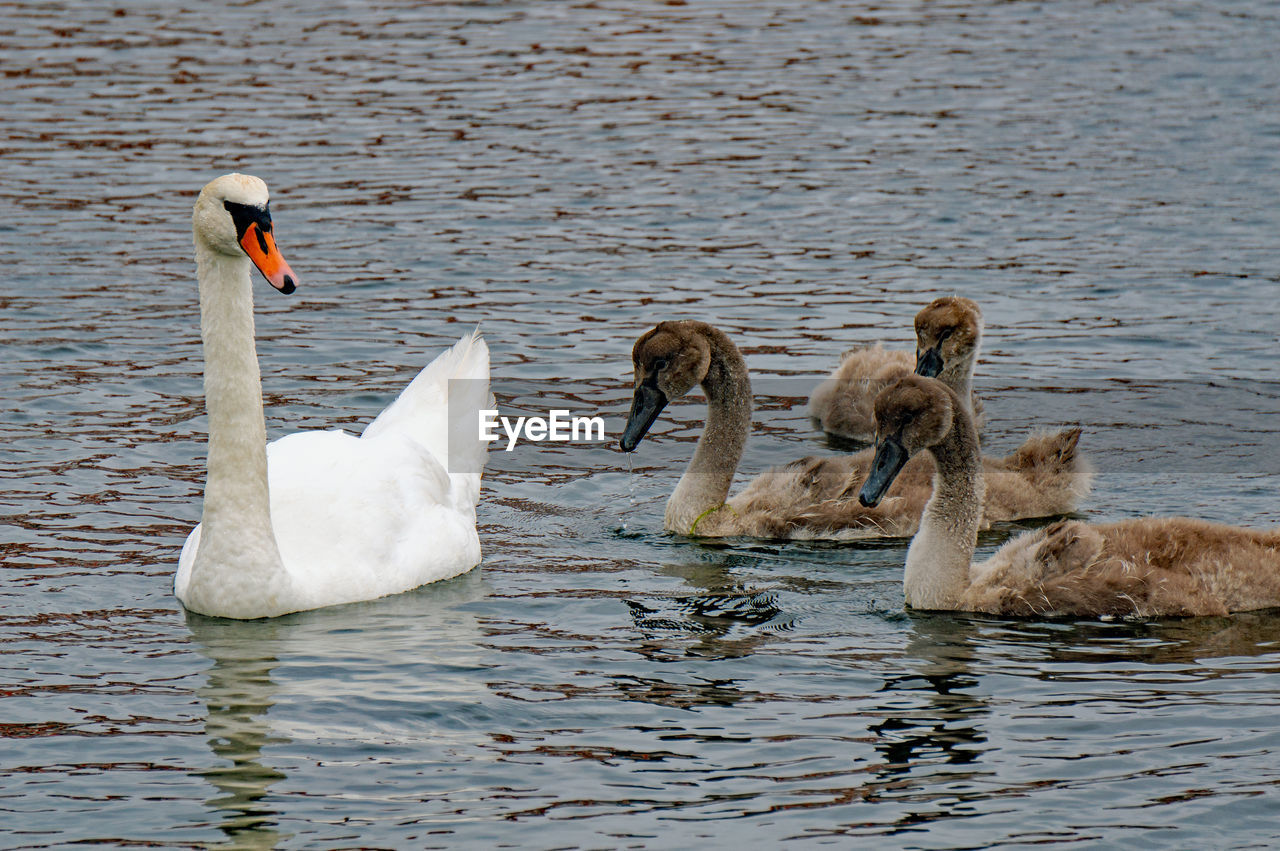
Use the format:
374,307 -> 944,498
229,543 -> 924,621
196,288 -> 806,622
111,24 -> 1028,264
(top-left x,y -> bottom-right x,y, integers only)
175,174 -> 489,619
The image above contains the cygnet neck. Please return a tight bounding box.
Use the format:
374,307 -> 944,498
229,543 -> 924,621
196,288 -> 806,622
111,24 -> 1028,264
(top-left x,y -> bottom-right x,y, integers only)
938,342 -> 980,424
664,325 -> 752,534
902,391 -> 984,609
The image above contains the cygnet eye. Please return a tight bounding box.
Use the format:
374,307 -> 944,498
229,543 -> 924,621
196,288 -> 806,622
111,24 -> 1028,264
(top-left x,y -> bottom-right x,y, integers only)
653,358 -> 669,371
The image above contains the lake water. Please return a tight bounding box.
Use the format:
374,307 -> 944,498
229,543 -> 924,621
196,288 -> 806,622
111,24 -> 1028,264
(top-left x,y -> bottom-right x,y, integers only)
3,0 -> 1280,846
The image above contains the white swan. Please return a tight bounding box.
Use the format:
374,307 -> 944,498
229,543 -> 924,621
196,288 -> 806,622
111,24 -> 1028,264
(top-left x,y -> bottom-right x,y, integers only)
175,173 -> 489,619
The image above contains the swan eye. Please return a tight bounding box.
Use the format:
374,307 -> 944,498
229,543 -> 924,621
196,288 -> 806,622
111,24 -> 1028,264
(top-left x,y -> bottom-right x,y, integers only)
937,328 -> 954,343
653,358 -> 669,371
223,200 -> 273,241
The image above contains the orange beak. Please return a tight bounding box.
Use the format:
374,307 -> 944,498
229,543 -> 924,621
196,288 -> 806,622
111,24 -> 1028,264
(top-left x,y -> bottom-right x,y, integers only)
239,222 -> 298,294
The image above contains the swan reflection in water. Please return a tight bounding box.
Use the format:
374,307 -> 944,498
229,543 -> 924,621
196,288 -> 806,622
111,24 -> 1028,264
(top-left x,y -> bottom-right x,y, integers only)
184,571 -> 487,848
855,608 -> 1280,838
187,614 -> 290,849
866,609 -> 1280,778
628,554 -> 795,664
870,613 -> 989,784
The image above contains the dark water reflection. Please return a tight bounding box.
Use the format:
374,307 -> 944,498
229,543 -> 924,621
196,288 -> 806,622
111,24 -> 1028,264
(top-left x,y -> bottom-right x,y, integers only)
191,619 -> 290,849
3,0 -> 1280,846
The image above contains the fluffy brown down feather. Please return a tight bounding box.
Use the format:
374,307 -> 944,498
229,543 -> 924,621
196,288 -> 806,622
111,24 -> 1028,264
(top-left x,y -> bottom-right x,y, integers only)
717,426 -> 1088,539
962,517 -> 1280,617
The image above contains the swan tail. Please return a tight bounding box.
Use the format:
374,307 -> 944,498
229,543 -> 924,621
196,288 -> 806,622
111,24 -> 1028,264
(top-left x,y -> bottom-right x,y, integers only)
1005,427 -> 1084,475
362,327 -> 492,478
995,427 -> 1093,515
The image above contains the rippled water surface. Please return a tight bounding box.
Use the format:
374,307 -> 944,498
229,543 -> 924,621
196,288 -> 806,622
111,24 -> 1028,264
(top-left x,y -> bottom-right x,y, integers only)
4,0 -> 1280,846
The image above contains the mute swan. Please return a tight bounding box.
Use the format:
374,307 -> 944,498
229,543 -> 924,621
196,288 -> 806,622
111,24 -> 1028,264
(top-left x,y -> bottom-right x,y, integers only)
809,296 -> 985,443
619,321 -> 1088,539
859,375 -> 1280,617
175,173 -> 489,619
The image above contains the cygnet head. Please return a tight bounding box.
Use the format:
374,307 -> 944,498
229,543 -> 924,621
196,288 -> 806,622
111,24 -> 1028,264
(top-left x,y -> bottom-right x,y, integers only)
858,375 -> 956,508
192,173 -> 298,294
913,296 -> 982,381
620,321 -> 713,452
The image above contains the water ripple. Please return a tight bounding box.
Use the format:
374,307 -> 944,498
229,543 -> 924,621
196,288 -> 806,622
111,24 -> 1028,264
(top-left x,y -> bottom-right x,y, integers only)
3,0 -> 1280,846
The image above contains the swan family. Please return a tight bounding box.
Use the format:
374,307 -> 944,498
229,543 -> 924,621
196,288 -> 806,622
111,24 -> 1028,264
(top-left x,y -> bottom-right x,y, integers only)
618,319 -> 1088,539
176,173 -> 1278,622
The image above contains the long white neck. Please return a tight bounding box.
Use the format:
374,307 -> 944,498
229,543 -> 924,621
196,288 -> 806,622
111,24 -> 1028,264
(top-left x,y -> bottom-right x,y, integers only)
183,241 -> 292,618
902,400 -> 984,609
664,329 -> 752,534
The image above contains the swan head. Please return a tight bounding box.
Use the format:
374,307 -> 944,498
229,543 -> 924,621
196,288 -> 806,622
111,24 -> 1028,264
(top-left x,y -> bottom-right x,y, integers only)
192,173 -> 298,294
620,321 -> 714,452
913,296 -> 982,381
859,375 -> 956,507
